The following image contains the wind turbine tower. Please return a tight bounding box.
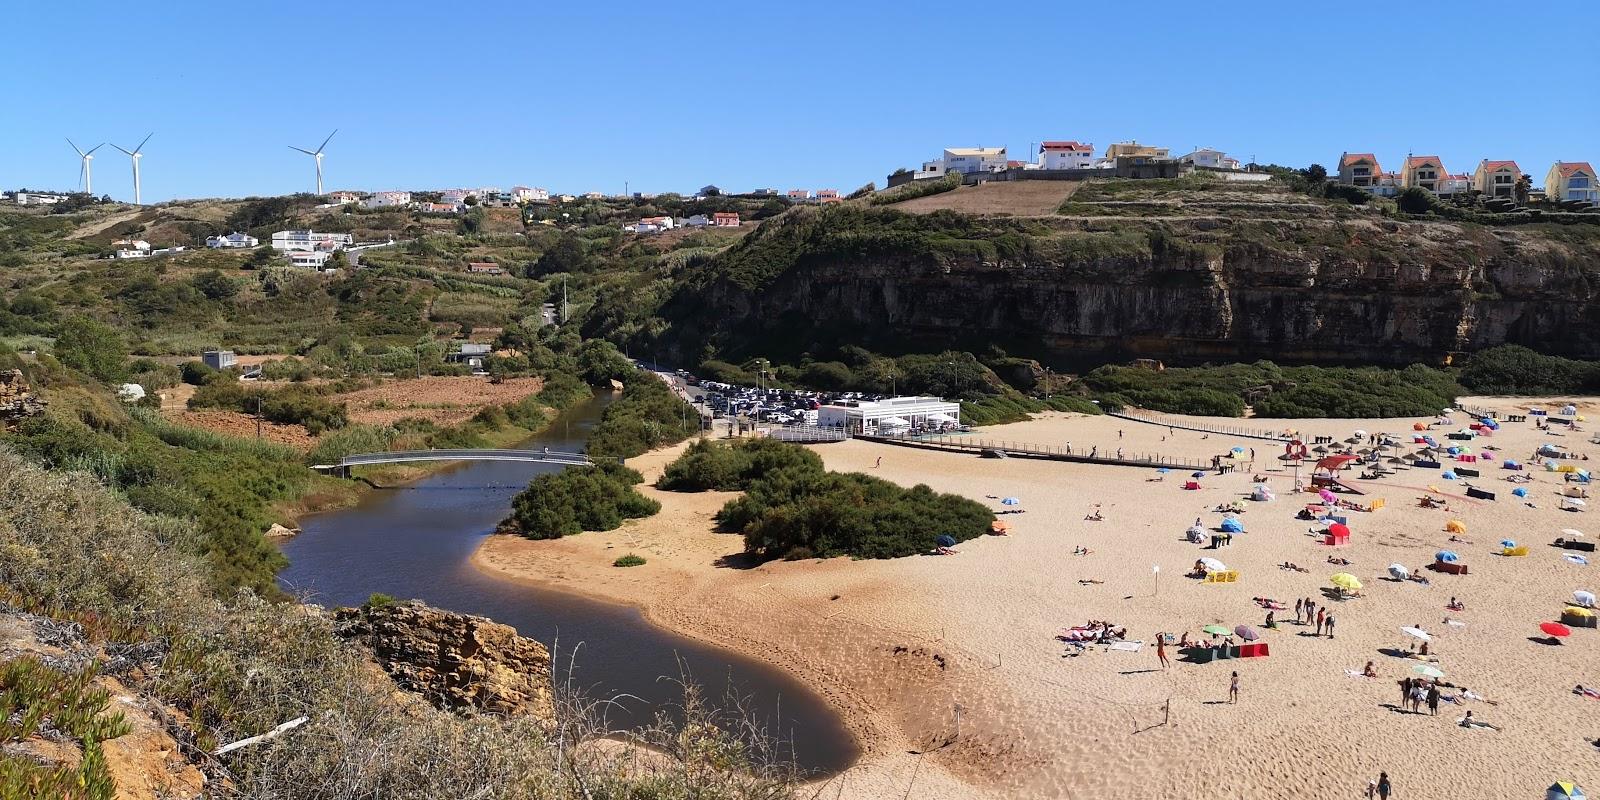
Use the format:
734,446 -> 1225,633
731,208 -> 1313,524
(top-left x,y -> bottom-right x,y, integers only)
67,138 -> 103,194
111,133 -> 153,205
289,129 -> 338,195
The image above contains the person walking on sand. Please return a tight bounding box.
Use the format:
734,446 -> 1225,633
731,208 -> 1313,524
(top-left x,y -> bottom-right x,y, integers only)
1295,597 -> 1304,624
1316,607 -> 1326,636
1427,681 -> 1440,716
874,456 -> 882,468
1377,772 -> 1392,800
1228,671 -> 1240,703
1157,637 -> 1169,669
1325,614 -> 1336,639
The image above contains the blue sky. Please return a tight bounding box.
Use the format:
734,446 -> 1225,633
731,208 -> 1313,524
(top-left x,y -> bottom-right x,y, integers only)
5,0 -> 1597,203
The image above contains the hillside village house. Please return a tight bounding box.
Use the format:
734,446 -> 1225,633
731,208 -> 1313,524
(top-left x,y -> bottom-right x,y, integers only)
270,230 -> 354,252
787,189 -> 812,202
1473,160 -> 1521,197
1103,142 -> 1170,161
466,262 -> 503,275
417,202 -> 460,214
205,232 -> 259,249
113,239 -> 151,259
328,191 -> 360,204
286,250 -> 332,269
815,189 -> 841,203
1337,153 -> 1381,187
680,214 -> 711,228
1400,155 -> 1446,192
511,186 -> 549,203
916,147 -> 1008,179
1438,172 -> 1472,196
362,191 -> 412,209
1037,141 -> 1094,170
1177,148 -> 1243,171
713,212 -> 740,227
1546,162 -> 1599,206
625,216 -> 674,234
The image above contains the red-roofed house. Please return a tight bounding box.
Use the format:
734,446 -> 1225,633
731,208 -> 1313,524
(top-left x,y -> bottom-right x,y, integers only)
1438,172 -> 1472,196
1472,160 -> 1521,198
712,212 -> 740,227
1337,153 -> 1381,187
787,189 -> 811,202
1545,162 -> 1599,206
1400,155 -> 1446,193
1038,141 -> 1094,170
815,189 -> 841,203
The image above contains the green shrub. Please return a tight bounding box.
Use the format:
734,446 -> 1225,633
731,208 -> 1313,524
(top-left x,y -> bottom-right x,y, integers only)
500,461 -> 660,539
365,592 -> 398,608
1458,345 -> 1600,395
657,438 -> 823,492
719,466 -> 993,561
870,173 -> 962,206
189,381 -> 349,434
585,371 -> 697,459
1081,361 -> 1458,419
0,657 -> 130,800
613,553 -> 646,567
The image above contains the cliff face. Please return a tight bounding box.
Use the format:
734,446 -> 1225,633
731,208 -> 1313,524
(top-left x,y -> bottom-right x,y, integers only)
334,601 -> 554,720
665,207 -> 1600,366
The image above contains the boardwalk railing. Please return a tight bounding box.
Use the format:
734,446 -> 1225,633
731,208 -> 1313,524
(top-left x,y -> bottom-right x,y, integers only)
858,431 -> 1213,470
760,424 -> 849,443
1110,409 -> 1290,442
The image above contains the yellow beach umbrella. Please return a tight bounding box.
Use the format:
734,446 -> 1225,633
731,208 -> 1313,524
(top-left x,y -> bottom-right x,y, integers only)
1330,573 -> 1362,591
1445,520 -> 1467,534
1564,606 -> 1595,618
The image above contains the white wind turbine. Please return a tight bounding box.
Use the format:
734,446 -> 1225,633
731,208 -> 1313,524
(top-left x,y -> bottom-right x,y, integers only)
289,129 -> 337,195
111,133 -> 153,205
67,138 -> 104,194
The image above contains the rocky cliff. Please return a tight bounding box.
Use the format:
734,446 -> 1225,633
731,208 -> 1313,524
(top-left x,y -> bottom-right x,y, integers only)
334,600 -> 554,720
657,200 -> 1600,367
0,369 -> 46,429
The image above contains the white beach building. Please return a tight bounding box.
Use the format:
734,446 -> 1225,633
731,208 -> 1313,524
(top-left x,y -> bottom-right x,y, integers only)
817,396 -> 962,435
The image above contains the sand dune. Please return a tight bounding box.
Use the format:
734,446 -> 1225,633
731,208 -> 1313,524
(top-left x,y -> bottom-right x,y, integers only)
475,398 -> 1600,798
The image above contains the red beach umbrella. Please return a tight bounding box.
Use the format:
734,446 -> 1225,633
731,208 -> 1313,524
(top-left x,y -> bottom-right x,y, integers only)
1540,622 -> 1572,639
1328,523 -> 1351,538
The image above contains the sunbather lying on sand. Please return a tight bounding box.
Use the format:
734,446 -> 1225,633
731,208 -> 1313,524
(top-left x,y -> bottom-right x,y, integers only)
1575,685 -> 1600,699
1280,562 -> 1310,573
1084,508 -> 1104,521
1253,596 -> 1286,609
1459,711 -> 1501,731
1078,579 -> 1104,585
1328,556 -> 1352,566
1072,546 -> 1093,556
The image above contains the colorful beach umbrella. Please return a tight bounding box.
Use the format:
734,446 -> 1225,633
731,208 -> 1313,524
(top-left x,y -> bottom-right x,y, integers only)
1436,550 -> 1459,563
1501,539 -> 1518,548
935,534 -> 956,548
1328,523 -> 1350,538
1412,664 -> 1446,679
1202,624 -> 1231,636
1441,471 -> 1458,480
1540,621 -> 1572,639
1234,625 -> 1260,641
1191,471 -> 1206,478
1001,497 -> 1020,506
1156,467 -> 1170,474
1329,573 -> 1362,591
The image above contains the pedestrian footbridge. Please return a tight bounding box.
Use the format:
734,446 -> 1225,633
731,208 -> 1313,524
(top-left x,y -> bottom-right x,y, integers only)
312,448 -> 595,476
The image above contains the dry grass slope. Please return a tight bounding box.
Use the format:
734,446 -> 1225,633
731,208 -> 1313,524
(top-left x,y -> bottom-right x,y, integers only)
885,180 -> 1081,216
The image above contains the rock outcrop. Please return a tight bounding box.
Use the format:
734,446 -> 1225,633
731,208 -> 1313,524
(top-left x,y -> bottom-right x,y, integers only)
333,600 -> 554,720
0,369 -> 46,429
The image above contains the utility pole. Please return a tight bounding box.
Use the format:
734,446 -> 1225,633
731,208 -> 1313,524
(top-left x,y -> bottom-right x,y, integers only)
1044,367 -> 1052,401
255,394 -> 263,440
561,278 -> 569,325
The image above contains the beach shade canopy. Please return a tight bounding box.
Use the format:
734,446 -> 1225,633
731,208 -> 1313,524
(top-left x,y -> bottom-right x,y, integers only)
1001,497 -> 1021,506
1191,471 -> 1206,478
1234,625 -> 1260,641
935,534 -> 957,548
1441,471 -> 1458,480
1312,445 -> 1330,454
1445,520 -> 1468,534
1575,590 -> 1597,608
1566,555 -> 1590,565
1353,429 -> 1368,438
990,520 -> 1010,533
1202,624 -> 1232,636
1389,564 -> 1411,580
1413,422 -> 1427,431
1317,454 -> 1359,471
1413,664 -> 1446,679
1546,781 -> 1586,800
1563,529 -> 1585,538
1329,573 -> 1362,590
1319,489 -> 1338,504
1436,550 -> 1460,563
1513,487 -> 1529,498
927,413 -> 956,423
1198,557 -> 1228,572
1400,626 -> 1431,641
1328,522 -> 1351,538
1501,538 -> 1518,548
1541,621 -> 1573,638
1156,467 -> 1170,474
1566,606 -> 1596,618
1220,517 -> 1245,533
1504,459 -> 1521,469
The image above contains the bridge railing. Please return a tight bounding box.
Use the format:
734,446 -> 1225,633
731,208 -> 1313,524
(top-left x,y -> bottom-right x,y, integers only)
337,448 -> 593,466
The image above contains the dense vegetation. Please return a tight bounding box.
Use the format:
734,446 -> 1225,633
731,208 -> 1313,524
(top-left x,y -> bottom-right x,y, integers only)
584,370 -> 698,459
189,379 -> 351,434
499,461 -> 659,539
656,437 -> 824,492
1457,345 -> 1600,396
1082,361 -> 1463,419
869,172 -> 961,206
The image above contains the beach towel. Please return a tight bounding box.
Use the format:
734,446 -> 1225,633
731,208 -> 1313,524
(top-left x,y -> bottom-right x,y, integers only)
1107,640 -> 1144,652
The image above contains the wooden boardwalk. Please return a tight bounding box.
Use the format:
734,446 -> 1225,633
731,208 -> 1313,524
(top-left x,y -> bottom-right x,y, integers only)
856,432 -> 1214,470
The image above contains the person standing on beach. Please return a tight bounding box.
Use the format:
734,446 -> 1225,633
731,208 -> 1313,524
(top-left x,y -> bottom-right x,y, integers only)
1295,598 -> 1304,624
1377,772 -> 1392,799
874,456 -> 882,468
1325,614 -> 1336,639
1228,671 -> 1240,703
1427,682 -> 1440,716
1316,607 -> 1326,636
1156,637 -> 1169,669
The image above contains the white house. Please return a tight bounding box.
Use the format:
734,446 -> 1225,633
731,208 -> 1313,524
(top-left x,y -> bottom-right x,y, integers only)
817,396 -> 962,436
115,248 -> 150,259
679,214 -> 711,228
1545,162 -> 1598,206
1437,172 -> 1473,197
417,202 -> 460,215
1177,148 -> 1242,171
286,250 -> 332,269
15,192 -> 66,206
625,216 -> 675,234
511,186 -> 549,203
206,232 -> 259,249
362,191 -> 412,209
917,147 -> 1008,179
1038,141 -> 1095,170
328,191 -> 360,204
270,230 -> 354,252
113,238 -> 151,259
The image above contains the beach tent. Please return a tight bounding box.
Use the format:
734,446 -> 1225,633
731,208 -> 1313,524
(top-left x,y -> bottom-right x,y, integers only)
1501,539 -> 1517,548
1389,564 -> 1410,580
1546,782 -> 1586,800
1503,459 -> 1521,470
1513,488 -> 1529,498
1562,405 -> 1579,416
1575,590 -> 1596,608
935,535 -> 957,548
1445,520 -> 1467,534
1251,484 -> 1275,502
1198,557 -> 1227,573
1480,417 -> 1499,430
1413,422 -> 1427,431
1441,471 -> 1458,480
1220,517 -> 1245,533
1436,550 -> 1460,563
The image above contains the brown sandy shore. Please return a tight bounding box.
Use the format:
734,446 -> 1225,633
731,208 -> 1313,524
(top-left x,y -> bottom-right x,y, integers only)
474,398 -> 1600,798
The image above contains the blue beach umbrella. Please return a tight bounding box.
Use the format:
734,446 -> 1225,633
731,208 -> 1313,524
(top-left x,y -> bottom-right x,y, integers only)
1191,471 -> 1205,478
1501,539 -> 1517,548
1001,497 -> 1021,506
1220,517 -> 1245,533
1513,487 -> 1529,497
1436,550 -> 1459,563
1441,471 -> 1458,480
935,534 -> 956,548
1156,468 -> 1170,474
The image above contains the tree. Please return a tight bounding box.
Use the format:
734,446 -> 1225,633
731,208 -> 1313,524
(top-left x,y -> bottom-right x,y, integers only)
1514,174 -> 1531,205
247,246 -> 276,268
323,250 -> 350,270
192,270 -> 239,300
463,194 -> 478,206
1397,187 -> 1436,215
54,317 -> 129,382
532,231 -> 588,275
1305,164 -> 1328,186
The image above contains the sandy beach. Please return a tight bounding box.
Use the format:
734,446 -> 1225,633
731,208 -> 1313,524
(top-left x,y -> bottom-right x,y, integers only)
475,398 -> 1600,798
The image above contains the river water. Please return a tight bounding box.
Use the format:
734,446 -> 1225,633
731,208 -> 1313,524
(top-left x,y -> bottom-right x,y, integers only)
278,392 -> 858,774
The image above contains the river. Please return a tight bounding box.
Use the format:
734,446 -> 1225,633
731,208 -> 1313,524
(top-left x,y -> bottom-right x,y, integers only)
277,391 -> 857,775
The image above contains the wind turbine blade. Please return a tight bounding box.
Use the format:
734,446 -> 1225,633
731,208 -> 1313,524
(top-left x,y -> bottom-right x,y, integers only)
288,146 -> 316,155
111,144 -> 134,156
316,128 -> 338,154
67,137 -> 85,157
133,132 -> 153,154
86,143 -> 104,155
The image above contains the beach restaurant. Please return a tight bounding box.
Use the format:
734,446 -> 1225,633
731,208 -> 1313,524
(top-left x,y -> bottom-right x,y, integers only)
817,396 -> 962,435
